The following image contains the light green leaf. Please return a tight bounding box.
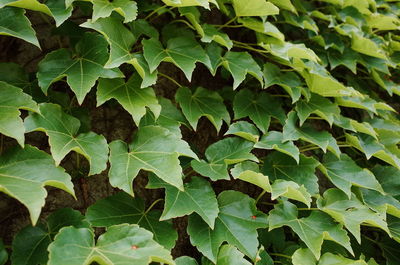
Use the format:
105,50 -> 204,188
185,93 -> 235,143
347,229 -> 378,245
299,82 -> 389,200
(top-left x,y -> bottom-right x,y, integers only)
351,33 -> 387,59
143,37 -> 211,80
260,40 -> 319,63
109,126 -> 197,194
81,17 -> 136,69
269,0 -> 296,13
201,24 -> 233,50
225,121 -> 260,142
37,33 -> 123,104
319,152 -> 384,198
317,188 -> 390,242
319,253 -> 368,265
362,189 -> 400,219
129,53 -> 158,88
25,103 -> 109,175
0,145 -> 75,225
233,89 -> 285,133
86,192 -> 177,249
92,0 -> 137,23
0,81 -> 39,146
336,95 -> 395,114
48,225 -> 174,265
270,180 -> 312,207
222,51 -> 264,89
232,0 -> 279,17
11,208 -> 89,265
188,191 -> 268,262
162,0 -> 216,9
292,248 -> 316,265
269,201 -> 353,259
191,137 -> 258,181
295,94 -> 340,126
147,174 -> 219,228
231,161 -> 271,192
97,73 -> 161,126
175,256 -> 198,265
263,63 -> 303,103
175,86 -> 230,132
0,7 -> 39,47
263,151 -> 320,195
217,245 -> 252,265
283,112 -> 340,156
255,131 -> 299,163
238,18 -> 284,41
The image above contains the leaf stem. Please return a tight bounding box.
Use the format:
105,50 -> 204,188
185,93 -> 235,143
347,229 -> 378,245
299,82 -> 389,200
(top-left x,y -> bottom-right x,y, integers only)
298,208 -> 319,211
144,4 -> 167,20
145,198 -> 164,215
158,72 -> 183,87
218,16 -> 237,29
256,190 -> 267,203
0,134 -> 3,155
269,253 -> 291,259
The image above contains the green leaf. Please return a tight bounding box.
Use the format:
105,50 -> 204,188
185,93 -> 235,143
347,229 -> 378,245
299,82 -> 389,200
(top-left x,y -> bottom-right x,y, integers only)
187,191 -> 268,262
201,24 -> 233,50
317,188 -> 390,242
233,89 -> 285,133
362,189 -> 400,219
351,33 -> 387,59
231,161 -> 271,191
109,125 -> 197,194
217,245 -> 252,265
48,224 -> 174,265
232,0 -> 279,17
319,152 -> 384,198
270,180 -> 312,207
372,165 -> 400,198
255,131 -> 299,163
295,94 -> 340,126
129,53 -> 158,88
0,239 -> 7,265
0,145 -> 75,225
142,37 -> 211,80
222,51 -> 264,89
97,74 -> 161,126
263,151 -> 320,195
80,17 -> 136,69
328,49 -> 359,74
175,86 -> 230,132
191,137 -> 258,181
86,192 -> 177,249
260,40 -> 320,63
140,97 -> 187,136
162,0 -> 216,9
176,256 -> 199,265
269,201 -> 353,259
147,174 -> 219,228
238,18 -> 284,41
336,95 -> 395,114
263,63 -> 303,103
283,112 -> 340,156
25,103 -> 109,175
11,208 -> 89,265
292,248 -> 316,265
0,7 -> 39,47
269,0 -> 296,13
37,32 -> 123,104
225,121 -> 260,142
92,0 -> 137,23
0,81 -> 39,146
319,253 -> 368,265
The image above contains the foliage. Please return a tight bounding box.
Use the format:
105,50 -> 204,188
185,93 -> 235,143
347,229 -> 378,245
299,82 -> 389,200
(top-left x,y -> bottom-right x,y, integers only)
0,0 -> 399,264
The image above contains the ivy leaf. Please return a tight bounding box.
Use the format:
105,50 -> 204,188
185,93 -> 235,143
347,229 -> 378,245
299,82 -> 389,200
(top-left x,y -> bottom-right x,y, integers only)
292,248 -> 316,265
283,111 -> 340,156
225,121 -> 260,142
238,18 -> 284,41
269,201 -> 353,259
351,33 -> 387,59
336,95 -> 395,114
191,137 -> 258,181
147,174 -> 219,228
231,162 -> 311,206
97,73 -> 161,126
328,49 -> 359,74
260,40 -> 319,63
142,37 -> 211,81
269,0 -> 296,13
217,245 -> 252,265
162,0 -> 216,9
92,0 -> 137,23
295,94 -> 340,126
201,24 -> 233,50
372,166 -> 400,198
0,145 -> 75,225
37,32 -> 123,104
255,131 -> 299,163
263,63 -> 303,103
222,51 -> 264,89
233,89 -> 285,133
0,240 -> 7,265
345,133 -> 400,169
319,152 -> 384,198
175,86 -> 230,132
48,225 -> 174,265
129,53 -> 158,88
11,208 -> 89,265
319,253 -> 368,265
187,191 -> 268,262
263,151 -> 320,195
0,7 -> 39,47
232,0 -> 279,17
0,81 -> 39,146
109,125 -> 197,194
80,17 -> 136,69
362,189 -> 400,219
317,188 -> 390,242
86,192 -> 177,249
140,97 -> 187,136
25,103 -> 109,175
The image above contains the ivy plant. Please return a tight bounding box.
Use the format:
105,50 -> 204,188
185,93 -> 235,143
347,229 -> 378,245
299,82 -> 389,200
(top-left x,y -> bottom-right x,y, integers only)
0,0 -> 400,264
